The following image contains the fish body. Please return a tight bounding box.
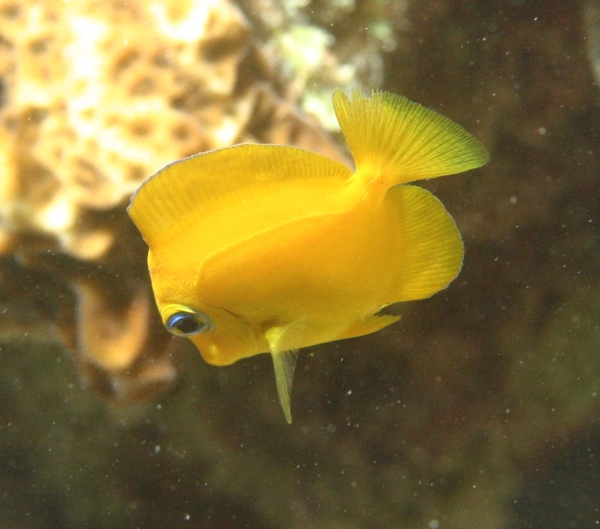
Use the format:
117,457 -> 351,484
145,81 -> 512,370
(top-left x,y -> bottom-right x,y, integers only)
128,89 -> 489,422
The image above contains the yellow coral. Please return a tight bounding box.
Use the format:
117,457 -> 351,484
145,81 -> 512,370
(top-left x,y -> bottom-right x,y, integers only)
0,0 -> 342,401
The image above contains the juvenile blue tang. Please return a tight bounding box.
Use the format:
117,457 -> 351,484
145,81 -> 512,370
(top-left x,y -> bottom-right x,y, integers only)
128,89 -> 489,422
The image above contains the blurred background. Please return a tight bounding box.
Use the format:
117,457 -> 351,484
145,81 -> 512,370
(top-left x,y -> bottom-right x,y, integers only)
0,0 -> 599,527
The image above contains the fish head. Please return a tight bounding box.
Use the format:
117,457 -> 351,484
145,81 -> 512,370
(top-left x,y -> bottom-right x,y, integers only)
159,302 -> 260,366
145,241 -> 262,365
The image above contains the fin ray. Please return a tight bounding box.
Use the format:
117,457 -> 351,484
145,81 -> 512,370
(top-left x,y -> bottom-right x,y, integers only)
332,89 -> 489,186
266,321 -> 306,423
386,184 -> 464,301
270,349 -> 299,424
338,313 -> 401,340
128,144 -> 352,247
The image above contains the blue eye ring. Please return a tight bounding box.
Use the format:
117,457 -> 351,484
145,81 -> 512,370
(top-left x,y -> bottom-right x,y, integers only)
165,310 -> 212,337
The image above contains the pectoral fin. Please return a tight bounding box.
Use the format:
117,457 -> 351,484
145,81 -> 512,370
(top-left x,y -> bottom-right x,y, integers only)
266,323 -> 304,423
270,349 -> 299,424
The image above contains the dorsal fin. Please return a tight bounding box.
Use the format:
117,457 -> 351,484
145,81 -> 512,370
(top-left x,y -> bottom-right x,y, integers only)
386,184 -> 464,301
127,144 -> 352,248
332,89 -> 489,187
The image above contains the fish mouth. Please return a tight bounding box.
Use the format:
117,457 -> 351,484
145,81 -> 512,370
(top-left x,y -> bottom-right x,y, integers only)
189,306 -> 260,366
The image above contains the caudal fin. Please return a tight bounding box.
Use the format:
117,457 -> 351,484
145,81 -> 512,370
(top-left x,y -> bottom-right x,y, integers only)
332,89 -> 489,188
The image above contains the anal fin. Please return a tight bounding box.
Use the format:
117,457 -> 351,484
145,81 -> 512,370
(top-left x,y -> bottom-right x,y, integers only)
338,313 -> 401,340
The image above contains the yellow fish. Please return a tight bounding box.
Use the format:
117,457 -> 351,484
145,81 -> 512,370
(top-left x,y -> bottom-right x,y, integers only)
128,89 -> 488,422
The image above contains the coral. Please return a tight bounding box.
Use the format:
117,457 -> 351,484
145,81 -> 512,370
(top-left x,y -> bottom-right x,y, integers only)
0,0 -> 340,400
0,0 -> 249,253
238,0 -> 407,128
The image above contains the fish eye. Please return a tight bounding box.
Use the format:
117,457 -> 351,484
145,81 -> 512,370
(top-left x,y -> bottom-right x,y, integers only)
165,310 -> 212,336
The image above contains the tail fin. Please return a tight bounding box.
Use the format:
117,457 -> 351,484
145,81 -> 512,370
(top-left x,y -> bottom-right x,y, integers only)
332,89 -> 489,187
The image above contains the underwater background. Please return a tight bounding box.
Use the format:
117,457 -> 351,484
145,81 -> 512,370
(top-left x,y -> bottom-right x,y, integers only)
0,0 -> 599,527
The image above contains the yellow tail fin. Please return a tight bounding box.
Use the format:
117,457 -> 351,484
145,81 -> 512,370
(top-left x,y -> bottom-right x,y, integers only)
332,89 -> 489,187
